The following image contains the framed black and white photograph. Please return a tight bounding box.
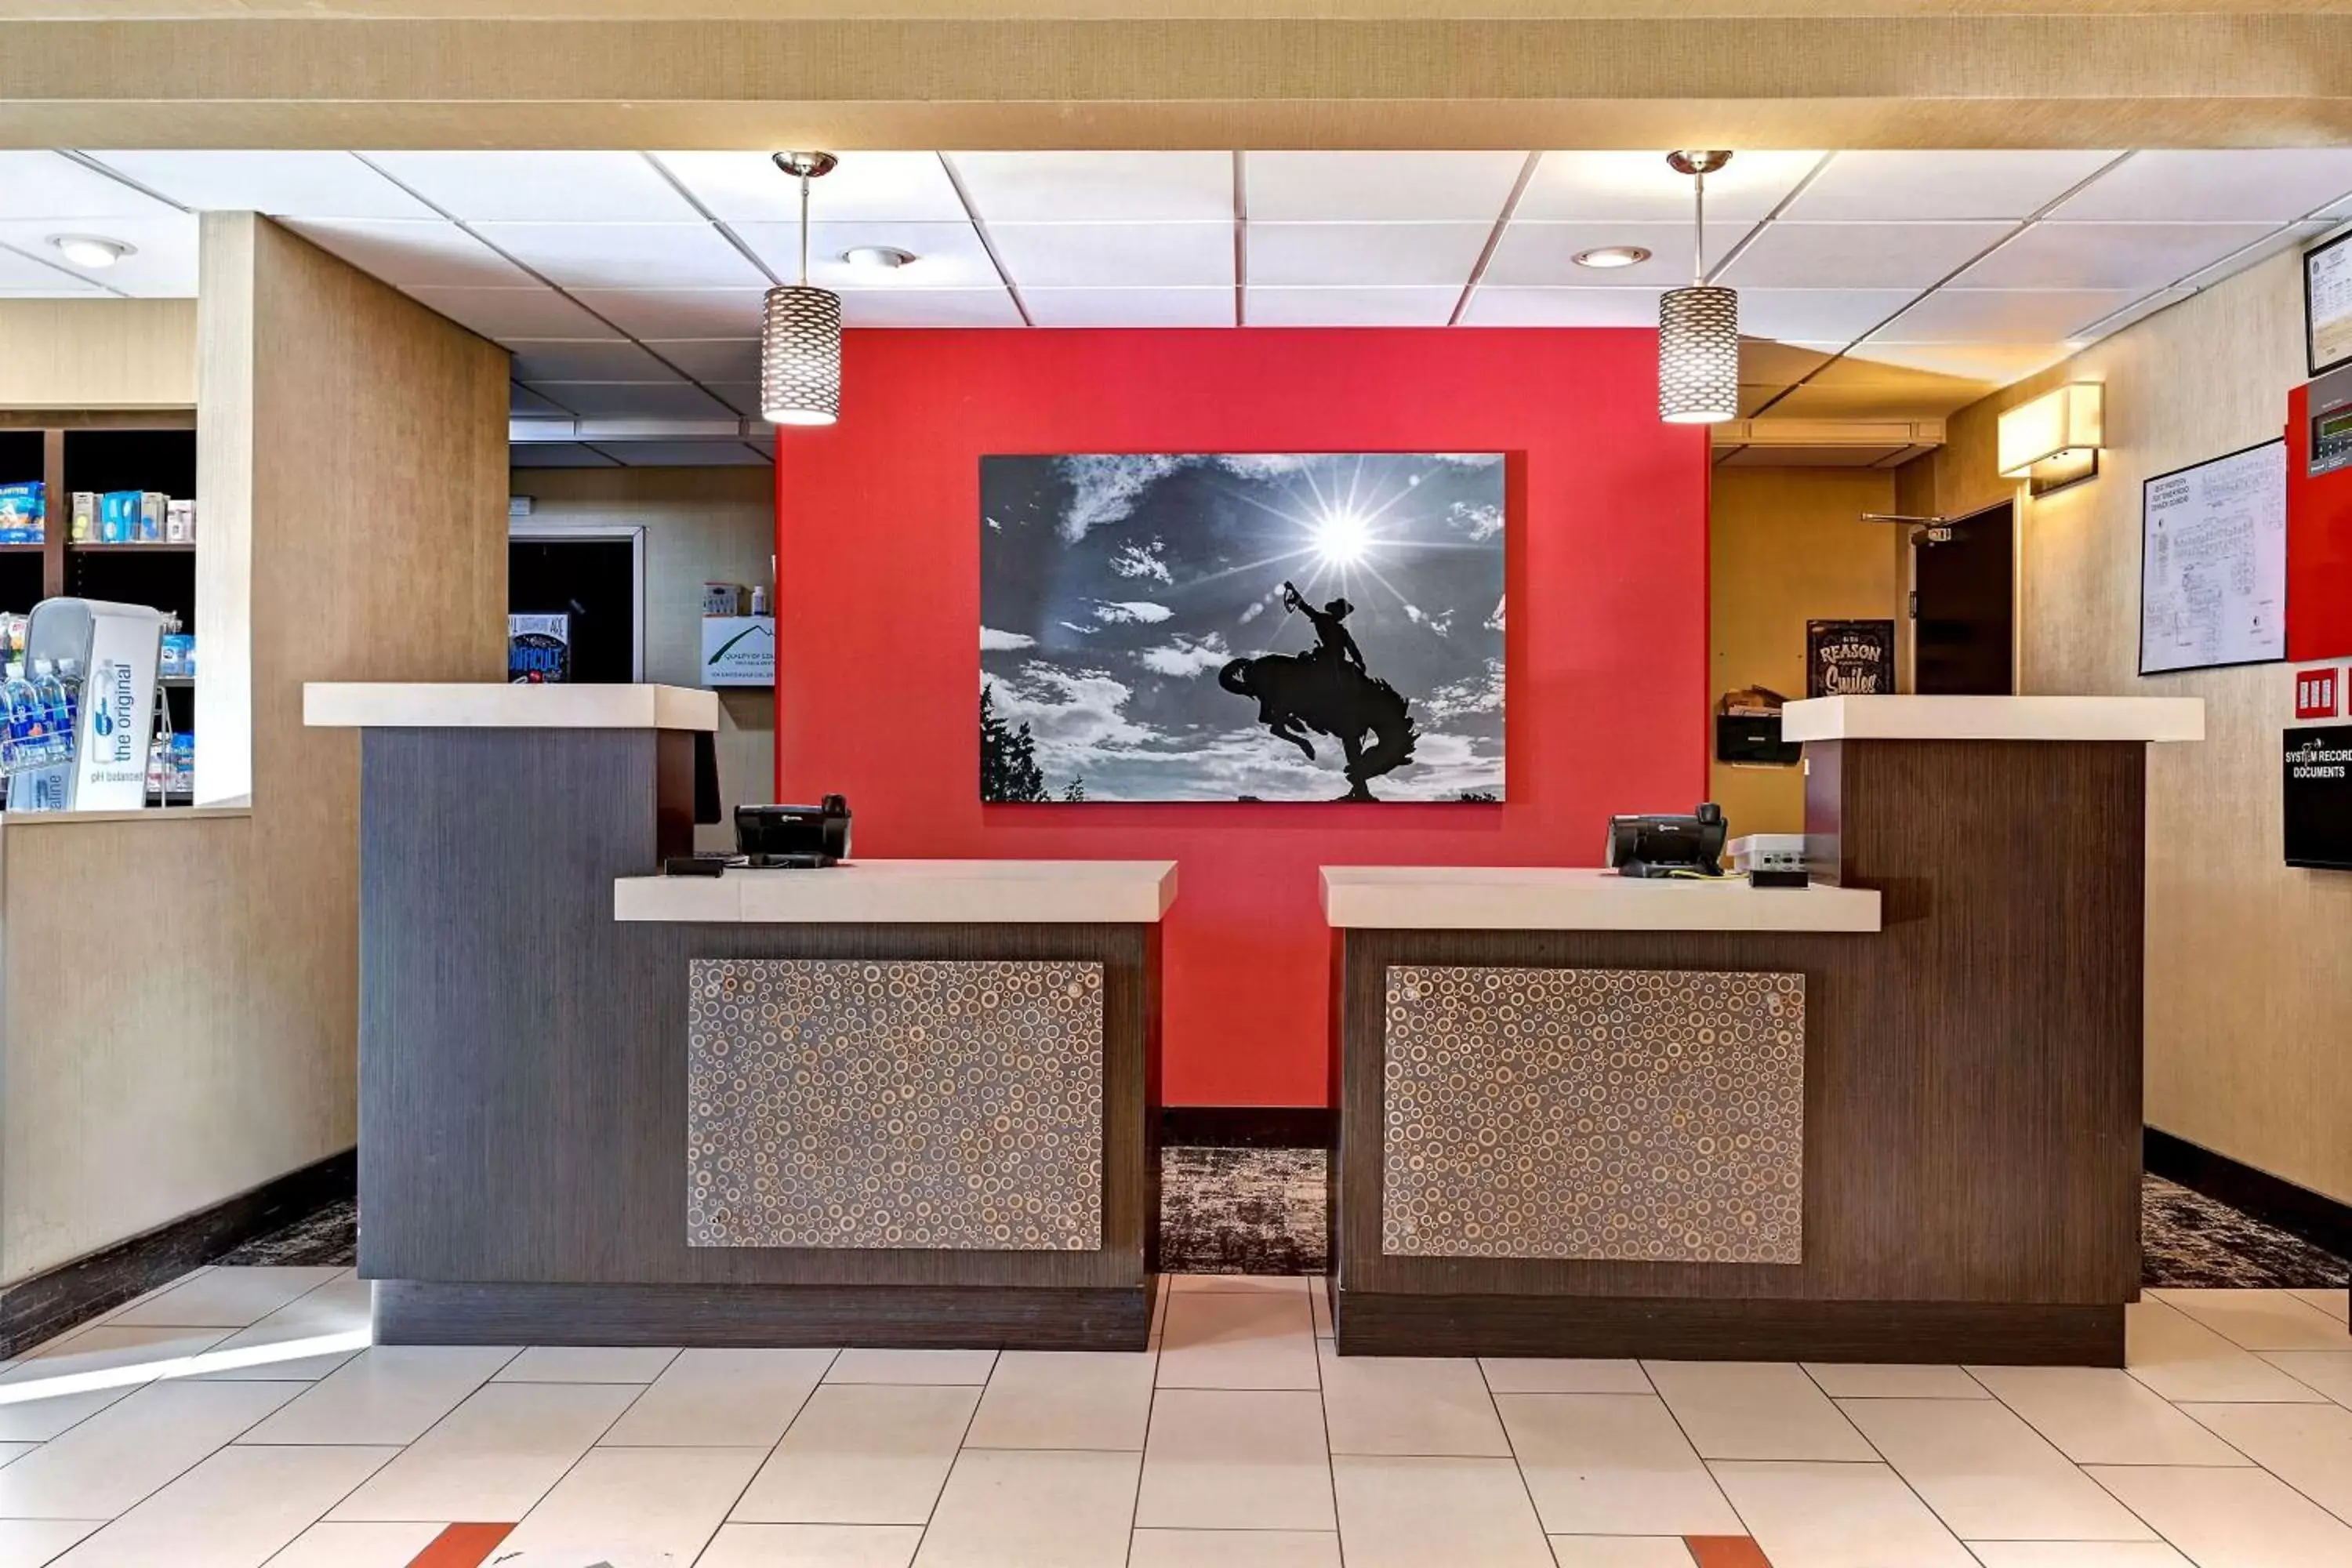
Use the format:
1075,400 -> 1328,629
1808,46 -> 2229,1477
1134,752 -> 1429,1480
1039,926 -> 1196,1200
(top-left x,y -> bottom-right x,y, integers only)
979,452 -> 1507,803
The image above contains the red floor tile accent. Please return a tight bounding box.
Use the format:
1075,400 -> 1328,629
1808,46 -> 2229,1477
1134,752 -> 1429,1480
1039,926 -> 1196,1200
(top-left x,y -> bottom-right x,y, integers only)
406,1523 -> 514,1568
1686,1537 -> 1773,1568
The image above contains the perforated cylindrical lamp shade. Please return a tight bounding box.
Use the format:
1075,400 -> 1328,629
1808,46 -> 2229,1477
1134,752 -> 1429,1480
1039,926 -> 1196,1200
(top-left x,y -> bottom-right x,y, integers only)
760,284 -> 842,427
1658,284 -> 1740,425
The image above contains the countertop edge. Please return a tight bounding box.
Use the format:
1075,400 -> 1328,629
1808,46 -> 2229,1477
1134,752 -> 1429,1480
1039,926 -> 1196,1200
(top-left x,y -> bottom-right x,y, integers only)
1781,694 -> 2205,743
304,682 -> 722,732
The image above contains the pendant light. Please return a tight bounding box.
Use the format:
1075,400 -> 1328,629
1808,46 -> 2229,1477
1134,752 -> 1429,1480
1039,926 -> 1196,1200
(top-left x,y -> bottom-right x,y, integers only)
761,151 -> 842,427
1657,150 -> 1739,426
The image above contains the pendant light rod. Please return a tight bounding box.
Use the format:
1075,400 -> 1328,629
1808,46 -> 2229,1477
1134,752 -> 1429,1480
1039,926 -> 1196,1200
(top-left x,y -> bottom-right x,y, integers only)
771,151 -> 838,286
1665,150 -> 1732,285
800,164 -> 810,285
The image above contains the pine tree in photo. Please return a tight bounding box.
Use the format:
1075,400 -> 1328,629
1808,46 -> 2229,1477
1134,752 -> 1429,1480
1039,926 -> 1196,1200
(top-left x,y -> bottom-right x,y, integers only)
979,684 -> 1051,803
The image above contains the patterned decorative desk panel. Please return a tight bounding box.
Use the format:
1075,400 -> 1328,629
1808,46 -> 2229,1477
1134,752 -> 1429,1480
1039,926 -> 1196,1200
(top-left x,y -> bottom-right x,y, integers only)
687,958 -> 1105,1250
1381,966 -> 1804,1265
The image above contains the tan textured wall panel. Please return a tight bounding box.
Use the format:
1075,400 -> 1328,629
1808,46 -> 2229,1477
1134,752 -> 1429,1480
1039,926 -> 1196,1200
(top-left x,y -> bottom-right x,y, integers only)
1708,466 -> 1900,837
1911,249 -> 2352,1205
0,299 -> 195,410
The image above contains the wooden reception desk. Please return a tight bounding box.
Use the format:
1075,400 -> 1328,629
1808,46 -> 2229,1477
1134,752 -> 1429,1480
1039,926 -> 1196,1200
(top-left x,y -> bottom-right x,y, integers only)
1325,695 -> 2203,1367
307,683 -> 1171,1351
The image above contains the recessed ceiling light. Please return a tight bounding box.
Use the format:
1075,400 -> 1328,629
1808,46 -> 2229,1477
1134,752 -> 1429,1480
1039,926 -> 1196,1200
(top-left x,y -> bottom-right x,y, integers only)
843,245 -> 916,273
49,234 -> 133,270
1573,245 -> 1651,270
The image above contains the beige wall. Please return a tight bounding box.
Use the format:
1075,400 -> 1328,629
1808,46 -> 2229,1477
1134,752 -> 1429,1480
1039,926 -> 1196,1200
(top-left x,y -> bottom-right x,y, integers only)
511,464 -> 777,851
0,299 -> 195,410
1708,466 -> 1904,837
1901,247 -> 2352,1205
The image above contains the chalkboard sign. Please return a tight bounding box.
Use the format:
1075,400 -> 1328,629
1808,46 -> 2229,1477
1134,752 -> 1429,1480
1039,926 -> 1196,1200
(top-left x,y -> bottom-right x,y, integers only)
2285,724 -> 2352,869
1806,619 -> 1896,698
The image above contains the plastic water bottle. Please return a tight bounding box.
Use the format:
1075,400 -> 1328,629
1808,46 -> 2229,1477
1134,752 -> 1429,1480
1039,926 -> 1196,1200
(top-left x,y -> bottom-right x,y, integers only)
4,672 -> 42,773
33,662 -> 71,765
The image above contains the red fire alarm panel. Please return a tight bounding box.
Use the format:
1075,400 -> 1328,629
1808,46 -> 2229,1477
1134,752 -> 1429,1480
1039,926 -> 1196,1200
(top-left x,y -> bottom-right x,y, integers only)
2288,372 -> 2352,660
2298,666 -> 2342,720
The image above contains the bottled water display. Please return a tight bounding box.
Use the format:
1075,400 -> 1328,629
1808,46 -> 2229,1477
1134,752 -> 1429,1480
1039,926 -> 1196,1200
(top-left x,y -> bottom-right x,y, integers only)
1,658 -> 78,775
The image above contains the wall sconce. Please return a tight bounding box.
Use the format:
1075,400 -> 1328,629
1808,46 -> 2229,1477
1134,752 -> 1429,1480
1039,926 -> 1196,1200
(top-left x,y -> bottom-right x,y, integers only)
1998,381 -> 2104,497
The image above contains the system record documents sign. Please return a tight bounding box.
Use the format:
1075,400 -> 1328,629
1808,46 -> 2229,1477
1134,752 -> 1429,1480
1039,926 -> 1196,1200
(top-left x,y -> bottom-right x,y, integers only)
2140,438 -> 2288,676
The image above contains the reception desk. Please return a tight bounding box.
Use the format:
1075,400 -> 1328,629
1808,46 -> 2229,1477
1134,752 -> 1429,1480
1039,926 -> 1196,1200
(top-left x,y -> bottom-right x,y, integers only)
1325,695 -> 2202,1366
307,683 -> 1171,1351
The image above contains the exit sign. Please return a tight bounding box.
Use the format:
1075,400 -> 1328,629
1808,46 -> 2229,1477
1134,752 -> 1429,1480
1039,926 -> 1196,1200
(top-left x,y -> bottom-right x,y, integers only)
2297,666 -> 2342,720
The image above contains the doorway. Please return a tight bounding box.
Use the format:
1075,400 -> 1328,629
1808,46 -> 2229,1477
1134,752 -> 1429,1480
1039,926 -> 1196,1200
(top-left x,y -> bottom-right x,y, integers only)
1911,500 -> 2014,695
508,524 -> 645,684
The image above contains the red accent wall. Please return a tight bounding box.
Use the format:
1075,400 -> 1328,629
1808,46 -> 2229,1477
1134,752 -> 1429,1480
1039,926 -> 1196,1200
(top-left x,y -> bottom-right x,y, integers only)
2288,383 -> 2352,661
775,328 -> 1709,1107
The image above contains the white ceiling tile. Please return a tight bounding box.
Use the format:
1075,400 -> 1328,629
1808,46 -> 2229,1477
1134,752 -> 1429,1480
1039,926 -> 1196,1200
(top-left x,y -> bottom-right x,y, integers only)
986,222 -> 1232,288
1734,289 -> 1922,343
639,339 -> 760,380
506,339 -> 682,383
706,384 -> 764,416
284,219 -> 532,287
0,152 -> 180,221
2318,195 -> 2352,222
2176,223 -> 2325,292
568,288 -> 767,337
839,288 -> 1025,327
1866,289 -> 2138,344
948,153 -> 1233,222
523,381 -> 736,418
1838,341 -> 2080,383
470,222 -> 768,289
509,384 -> 572,417
1022,288 -> 1233,327
611,440 -> 771,466
735,220 -> 998,291
1484,220 -> 1754,288
1784,151 -> 2119,221
1955,221 -> 2276,291
2071,286 -> 2193,343
1517,151 -> 1822,223
1246,221 -> 1490,287
402,285 -> 623,339
1718,222 -> 2015,289
510,442 -> 622,467
0,244 -> 105,292
652,151 -> 964,223
1242,152 -> 1526,222
362,152 -> 699,222
2055,150 -> 2352,223
82,151 -> 435,220
1245,286 -> 1461,326
0,214 -> 197,296
1457,286 -> 1663,327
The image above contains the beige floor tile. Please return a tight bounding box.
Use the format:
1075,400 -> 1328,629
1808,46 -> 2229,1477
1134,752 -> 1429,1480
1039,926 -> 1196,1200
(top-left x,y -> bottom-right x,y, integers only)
911,1447 -> 1139,1568
1804,1364 -> 1987,1399
601,1348 -> 834,1447
1495,1392 -> 1740,1537
1962,1548 -> 2193,1568
0,1521 -> 101,1568
0,1324 -> 233,1440
1709,1461 -> 1977,1568
105,1269 -> 344,1330
47,1443 -> 395,1568
1644,1361 -> 1872,1461
699,1523 -> 924,1566
731,1383 -> 981,1525
495,1443 -> 766,1563
1330,1455 -> 1552,1568
2124,1301 -> 2329,1403
261,1521 -> 447,1568
2148,1288 -> 2352,1352
1127,1529 -> 1340,1567
1170,1275 -> 1311,1294
1835,1397 -> 2151,1542
1309,1277 -> 1333,1340
963,1351 -> 1155,1450
2179,1400 -> 2352,1523
0,1378 -> 299,1520
1134,1388 -> 1333,1531
1479,1359 -> 1650,1395
240,1346 -> 517,1446
1544,1538 -> 1699,1568
1965,1364 -> 2249,1466
492,1345 -> 681,1383
191,1278 -> 372,1381
2085,1464 -> 2352,1567
325,1380 -> 641,1523
2292,1288 -> 2350,1323
826,1350 -> 999,1386
0,1389 -> 132,1447
2261,1349 -> 2352,1405
1155,1294 -> 1318,1391
1316,1343 -> 1508,1457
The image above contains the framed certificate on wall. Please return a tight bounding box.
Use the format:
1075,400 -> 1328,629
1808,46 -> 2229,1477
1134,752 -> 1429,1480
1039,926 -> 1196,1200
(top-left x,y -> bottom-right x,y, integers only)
2307,228 -> 2352,377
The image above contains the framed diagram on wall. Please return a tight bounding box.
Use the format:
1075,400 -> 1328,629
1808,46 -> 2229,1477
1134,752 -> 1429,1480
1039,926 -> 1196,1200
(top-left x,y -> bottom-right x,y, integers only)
979,452 -> 1506,803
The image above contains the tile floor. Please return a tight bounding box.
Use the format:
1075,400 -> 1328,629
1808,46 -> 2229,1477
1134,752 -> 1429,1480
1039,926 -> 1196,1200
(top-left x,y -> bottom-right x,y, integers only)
0,1269 -> 2349,1566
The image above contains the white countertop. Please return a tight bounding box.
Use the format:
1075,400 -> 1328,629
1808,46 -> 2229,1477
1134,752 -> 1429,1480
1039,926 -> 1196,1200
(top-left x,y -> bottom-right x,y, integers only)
615,858 -> 1179,924
304,682 -> 719,732
1319,866 -> 1881,933
1781,695 -> 2203,743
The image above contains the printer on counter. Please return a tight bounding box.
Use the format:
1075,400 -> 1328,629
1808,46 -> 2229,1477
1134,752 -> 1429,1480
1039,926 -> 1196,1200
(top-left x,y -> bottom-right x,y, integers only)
735,794 -> 853,867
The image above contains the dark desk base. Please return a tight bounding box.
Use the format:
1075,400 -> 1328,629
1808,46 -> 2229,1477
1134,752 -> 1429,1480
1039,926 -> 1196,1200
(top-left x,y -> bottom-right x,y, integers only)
376,1279 -> 1153,1352
1333,1287 -> 2123,1367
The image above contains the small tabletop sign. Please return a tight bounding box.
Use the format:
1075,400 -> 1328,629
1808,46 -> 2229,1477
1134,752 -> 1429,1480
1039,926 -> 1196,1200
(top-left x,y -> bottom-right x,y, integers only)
702,615 -> 775,687
1806,619 -> 1896,699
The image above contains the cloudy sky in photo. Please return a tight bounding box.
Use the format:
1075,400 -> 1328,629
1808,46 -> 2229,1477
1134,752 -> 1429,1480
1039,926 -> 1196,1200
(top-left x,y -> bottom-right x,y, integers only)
980,452 -> 1505,802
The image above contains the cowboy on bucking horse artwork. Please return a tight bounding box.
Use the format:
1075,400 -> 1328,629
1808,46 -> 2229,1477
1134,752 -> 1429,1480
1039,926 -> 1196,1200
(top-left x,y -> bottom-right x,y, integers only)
1219,581 -> 1421,801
